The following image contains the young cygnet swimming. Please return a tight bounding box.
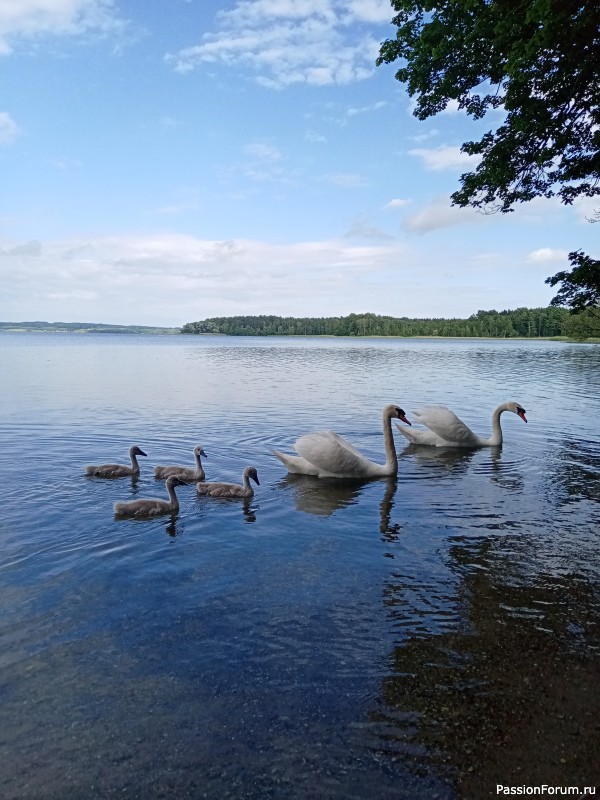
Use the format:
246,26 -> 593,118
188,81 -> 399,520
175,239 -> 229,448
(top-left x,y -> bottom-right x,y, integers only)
86,445 -> 147,478
196,466 -> 259,499
154,444 -> 207,481
113,476 -> 187,518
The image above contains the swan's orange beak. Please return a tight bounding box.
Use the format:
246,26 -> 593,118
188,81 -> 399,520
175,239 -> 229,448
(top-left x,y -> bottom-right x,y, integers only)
398,411 -> 411,426
517,408 -> 527,423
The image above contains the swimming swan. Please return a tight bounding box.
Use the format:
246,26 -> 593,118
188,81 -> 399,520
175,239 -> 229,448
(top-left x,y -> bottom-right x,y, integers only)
114,476 -> 187,518
86,445 -> 147,478
196,466 -> 260,499
273,404 -> 411,479
154,445 -> 207,481
396,402 -> 527,448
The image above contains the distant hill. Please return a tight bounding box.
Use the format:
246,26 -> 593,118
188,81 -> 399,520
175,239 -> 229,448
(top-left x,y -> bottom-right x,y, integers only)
0,321 -> 179,334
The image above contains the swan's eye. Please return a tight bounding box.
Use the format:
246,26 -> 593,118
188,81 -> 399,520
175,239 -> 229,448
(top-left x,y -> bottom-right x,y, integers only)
517,406 -> 526,414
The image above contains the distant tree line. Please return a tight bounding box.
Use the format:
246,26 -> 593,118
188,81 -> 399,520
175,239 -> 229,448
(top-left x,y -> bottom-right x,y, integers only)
181,307 -> 596,339
0,321 -> 178,334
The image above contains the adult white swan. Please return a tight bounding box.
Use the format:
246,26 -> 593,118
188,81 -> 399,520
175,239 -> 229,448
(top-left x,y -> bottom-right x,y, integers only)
396,402 -> 527,448
273,404 -> 411,479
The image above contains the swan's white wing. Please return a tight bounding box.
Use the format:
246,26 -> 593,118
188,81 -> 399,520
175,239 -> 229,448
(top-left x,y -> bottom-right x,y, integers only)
294,430 -> 372,476
395,423 -> 449,446
414,406 -> 480,447
272,449 -> 320,475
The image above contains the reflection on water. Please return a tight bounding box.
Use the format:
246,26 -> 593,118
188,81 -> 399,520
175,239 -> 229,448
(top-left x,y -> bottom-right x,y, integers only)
280,473 -> 369,517
0,334 -> 599,798
377,553 -> 600,794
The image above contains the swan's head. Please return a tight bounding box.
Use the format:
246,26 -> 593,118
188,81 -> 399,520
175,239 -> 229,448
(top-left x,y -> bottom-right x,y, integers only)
509,403 -> 527,423
194,445 -> 207,458
166,476 -> 188,488
393,406 -> 411,426
246,466 -> 260,486
131,446 -> 147,457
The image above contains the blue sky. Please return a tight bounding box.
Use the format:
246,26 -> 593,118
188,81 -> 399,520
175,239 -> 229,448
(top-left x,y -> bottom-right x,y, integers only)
0,0 -> 597,327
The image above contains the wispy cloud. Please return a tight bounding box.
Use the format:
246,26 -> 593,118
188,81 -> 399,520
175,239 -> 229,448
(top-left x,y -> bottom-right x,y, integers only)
385,198 -> 411,209
0,0 -> 127,55
408,145 -> 481,172
305,130 -> 327,143
0,111 -> 20,144
347,100 -> 387,117
344,214 -> 393,240
0,231 -> 412,323
320,173 -> 369,188
527,247 -> 569,263
165,0 -> 391,88
244,142 -> 282,161
404,198 -> 487,233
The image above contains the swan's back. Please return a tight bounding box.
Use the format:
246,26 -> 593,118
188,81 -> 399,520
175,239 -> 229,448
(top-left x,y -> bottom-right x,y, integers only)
114,497 -> 172,517
196,467 -> 259,498
295,431 -> 381,478
414,406 -> 480,447
154,464 -> 205,481
114,476 -> 185,518
154,445 -> 206,481
86,445 -> 147,478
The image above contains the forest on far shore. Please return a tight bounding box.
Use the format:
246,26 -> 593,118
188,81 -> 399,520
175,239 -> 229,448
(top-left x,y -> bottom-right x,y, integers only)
181,306 -> 599,340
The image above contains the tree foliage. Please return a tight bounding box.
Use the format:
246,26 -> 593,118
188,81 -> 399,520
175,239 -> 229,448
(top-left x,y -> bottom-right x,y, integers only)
545,250 -> 600,311
181,308 -> 572,338
377,0 -> 600,211
377,0 -> 600,310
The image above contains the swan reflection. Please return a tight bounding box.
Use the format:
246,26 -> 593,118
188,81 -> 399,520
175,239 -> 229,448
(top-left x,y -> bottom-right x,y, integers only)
280,473 -> 366,517
281,474 -> 402,535
400,444 -> 479,472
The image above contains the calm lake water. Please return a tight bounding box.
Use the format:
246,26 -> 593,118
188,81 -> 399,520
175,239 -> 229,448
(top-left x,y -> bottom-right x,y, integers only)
1,333 -> 599,799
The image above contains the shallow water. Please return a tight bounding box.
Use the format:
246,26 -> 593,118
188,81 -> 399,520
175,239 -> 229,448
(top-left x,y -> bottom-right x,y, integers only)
1,334 -> 599,798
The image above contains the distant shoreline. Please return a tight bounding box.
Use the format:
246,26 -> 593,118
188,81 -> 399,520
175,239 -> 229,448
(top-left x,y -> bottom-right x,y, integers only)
1,320 -> 597,343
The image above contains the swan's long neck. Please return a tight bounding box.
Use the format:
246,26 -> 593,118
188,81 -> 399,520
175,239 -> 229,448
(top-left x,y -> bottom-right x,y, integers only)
194,451 -> 202,470
166,481 -> 180,508
242,471 -> 251,489
130,452 -> 139,472
486,403 -> 510,446
382,410 -> 398,474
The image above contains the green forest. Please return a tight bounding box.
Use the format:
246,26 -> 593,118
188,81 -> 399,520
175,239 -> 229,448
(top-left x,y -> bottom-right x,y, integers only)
181,306 -> 594,339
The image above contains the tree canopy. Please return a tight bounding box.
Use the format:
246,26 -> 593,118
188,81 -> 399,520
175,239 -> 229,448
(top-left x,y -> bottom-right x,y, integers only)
181,307 -> 571,339
377,0 -> 600,310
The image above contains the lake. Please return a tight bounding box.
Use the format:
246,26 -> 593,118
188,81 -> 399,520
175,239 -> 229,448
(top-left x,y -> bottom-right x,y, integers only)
1,333 -> 599,799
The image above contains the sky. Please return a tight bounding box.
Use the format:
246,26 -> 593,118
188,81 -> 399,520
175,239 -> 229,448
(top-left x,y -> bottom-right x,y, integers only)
0,0 -> 597,327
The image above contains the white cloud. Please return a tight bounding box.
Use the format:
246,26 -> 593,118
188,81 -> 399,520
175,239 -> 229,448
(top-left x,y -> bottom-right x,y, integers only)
165,0 -> 389,87
0,0 -> 126,55
347,100 -> 387,117
0,111 -> 19,144
305,130 -> 326,143
343,214 -> 393,240
409,145 -> 481,172
385,198 -> 411,209
244,142 -> 282,161
573,195 -> 600,223
320,172 -> 369,188
0,232 -> 413,323
409,129 -> 440,143
527,248 -> 569,263
404,198 -> 487,233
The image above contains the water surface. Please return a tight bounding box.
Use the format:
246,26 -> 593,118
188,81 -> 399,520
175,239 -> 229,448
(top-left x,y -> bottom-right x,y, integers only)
1,334 -> 599,798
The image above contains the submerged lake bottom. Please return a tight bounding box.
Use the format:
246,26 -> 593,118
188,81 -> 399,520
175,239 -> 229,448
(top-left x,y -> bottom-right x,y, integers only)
1,334 -> 599,798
